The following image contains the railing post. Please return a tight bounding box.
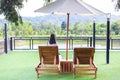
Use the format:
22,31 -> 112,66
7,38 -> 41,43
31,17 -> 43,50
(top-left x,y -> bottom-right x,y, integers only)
87,37 -> 89,47
93,17 -> 96,48
31,37 -> 33,50
10,37 -> 13,51
89,37 -> 92,47
90,37 -> 92,47
106,13 -> 111,64
14,37 -> 15,50
69,38 -> 70,50
111,38 -> 113,50
72,38 -> 73,50
30,37 -> 32,50
4,23 -> 8,53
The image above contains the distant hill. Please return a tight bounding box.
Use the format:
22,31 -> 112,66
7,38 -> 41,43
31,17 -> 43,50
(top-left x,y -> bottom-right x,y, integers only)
22,14 -> 120,25
0,14 -> 120,25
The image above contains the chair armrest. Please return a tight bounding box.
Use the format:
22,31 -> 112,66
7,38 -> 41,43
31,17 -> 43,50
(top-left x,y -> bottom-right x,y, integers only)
41,56 -> 44,65
90,57 -> 92,66
92,63 -> 97,68
36,63 -> 41,68
54,55 -> 56,65
89,57 -> 97,68
76,57 -> 79,65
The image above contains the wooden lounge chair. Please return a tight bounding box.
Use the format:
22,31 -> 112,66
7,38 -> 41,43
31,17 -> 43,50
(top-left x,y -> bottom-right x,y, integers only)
35,46 -> 60,78
73,47 -> 97,78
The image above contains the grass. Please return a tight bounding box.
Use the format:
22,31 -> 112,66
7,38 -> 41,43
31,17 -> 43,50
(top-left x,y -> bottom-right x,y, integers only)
0,50 -> 120,80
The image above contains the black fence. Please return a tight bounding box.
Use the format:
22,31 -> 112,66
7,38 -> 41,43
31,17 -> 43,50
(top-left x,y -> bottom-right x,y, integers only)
7,37 -> 120,50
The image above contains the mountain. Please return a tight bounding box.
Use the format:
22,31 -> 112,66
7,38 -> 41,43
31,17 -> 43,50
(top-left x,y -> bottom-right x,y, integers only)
0,14 -> 120,25
22,14 -> 120,25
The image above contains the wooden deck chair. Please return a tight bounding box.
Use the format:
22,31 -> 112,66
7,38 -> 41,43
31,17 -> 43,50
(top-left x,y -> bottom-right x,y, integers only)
35,46 -> 60,78
73,47 -> 97,78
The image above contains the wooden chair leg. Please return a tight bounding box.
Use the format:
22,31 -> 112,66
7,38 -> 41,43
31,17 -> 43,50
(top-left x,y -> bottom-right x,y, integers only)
73,69 -> 75,78
58,71 -> 60,78
73,73 -> 75,78
35,68 -> 39,78
94,70 -> 97,79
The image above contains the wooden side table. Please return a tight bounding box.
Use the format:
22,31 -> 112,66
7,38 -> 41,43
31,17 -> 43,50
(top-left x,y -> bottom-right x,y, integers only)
60,61 -> 73,73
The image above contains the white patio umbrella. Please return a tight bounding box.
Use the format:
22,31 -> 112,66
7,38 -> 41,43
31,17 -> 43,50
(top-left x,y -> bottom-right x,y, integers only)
35,0 -> 105,60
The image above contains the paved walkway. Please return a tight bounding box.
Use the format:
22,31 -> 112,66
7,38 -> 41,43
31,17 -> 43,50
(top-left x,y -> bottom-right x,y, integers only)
0,52 -> 4,55
0,39 -> 4,55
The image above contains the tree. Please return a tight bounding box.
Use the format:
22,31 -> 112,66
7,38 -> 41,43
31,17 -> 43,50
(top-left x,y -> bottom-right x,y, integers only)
0,0 -> 26,25
111,22 -> 120,35
44,0 -> 54,6
96,22 -> 106,35
113,0 -> 120,10
61,21 -> 66,30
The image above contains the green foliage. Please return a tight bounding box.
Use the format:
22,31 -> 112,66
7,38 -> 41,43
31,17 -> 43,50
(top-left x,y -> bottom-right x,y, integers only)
111,21 -> 120,35
96,22 -> 106,35
61,21 -> 66,30
70,22 -> 92,36
43,0 -> 54,6
113,0 -> 120,10
8,22 -> 34,37
0,25 -> 3,39
0,20 -> 120,38
0,0 -> 24,25
117,0 -> 120,8
116,0 -> 120,9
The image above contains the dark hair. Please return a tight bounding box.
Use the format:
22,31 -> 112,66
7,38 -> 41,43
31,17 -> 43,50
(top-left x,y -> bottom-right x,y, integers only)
49,34 -> 56,44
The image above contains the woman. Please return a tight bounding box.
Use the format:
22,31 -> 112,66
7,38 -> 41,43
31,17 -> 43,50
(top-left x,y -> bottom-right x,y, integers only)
48,34 -> 62,60
48,34 -> 57,45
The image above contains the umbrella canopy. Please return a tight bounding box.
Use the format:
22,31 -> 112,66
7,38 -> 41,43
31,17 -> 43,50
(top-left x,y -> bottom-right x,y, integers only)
35,0 -> 105,60
35,0 -> 105,15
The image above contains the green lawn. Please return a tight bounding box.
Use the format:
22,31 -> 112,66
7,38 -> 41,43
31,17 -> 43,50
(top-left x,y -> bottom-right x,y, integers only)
0,50 -> 120,80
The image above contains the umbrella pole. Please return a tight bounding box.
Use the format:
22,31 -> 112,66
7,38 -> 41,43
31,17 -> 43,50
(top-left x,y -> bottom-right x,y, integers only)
66,13 -> 70,60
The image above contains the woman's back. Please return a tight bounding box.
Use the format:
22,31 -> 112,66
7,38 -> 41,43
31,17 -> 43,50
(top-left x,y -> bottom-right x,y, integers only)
48,34 -> 57,45
48,34 -> 63,59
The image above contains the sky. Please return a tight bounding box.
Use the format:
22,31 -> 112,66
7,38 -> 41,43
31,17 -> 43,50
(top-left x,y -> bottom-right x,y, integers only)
20,0 -> 44,17
0,0 -> 120,18
84,0 -> 120,15
19,0 -> 120,17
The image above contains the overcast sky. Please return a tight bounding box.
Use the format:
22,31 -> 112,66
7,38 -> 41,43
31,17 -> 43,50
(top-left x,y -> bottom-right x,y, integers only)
19,0 -> 120,17
0,0 -> 120,19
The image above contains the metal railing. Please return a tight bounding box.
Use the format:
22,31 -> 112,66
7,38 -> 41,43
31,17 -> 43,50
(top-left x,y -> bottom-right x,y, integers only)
8,37 -> 120,50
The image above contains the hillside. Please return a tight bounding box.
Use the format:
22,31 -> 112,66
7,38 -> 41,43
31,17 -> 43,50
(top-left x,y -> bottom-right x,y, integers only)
0,14 -> 120,25
21,15 -> 120,25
